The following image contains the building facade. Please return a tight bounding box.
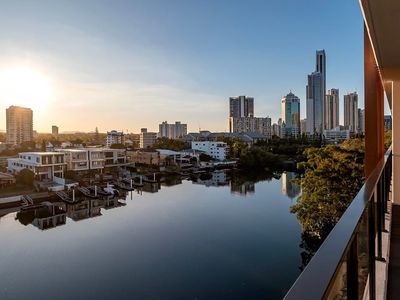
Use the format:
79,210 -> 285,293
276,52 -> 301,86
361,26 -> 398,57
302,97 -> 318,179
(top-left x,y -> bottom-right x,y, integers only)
6,106 -> 33,145
344,92 -> 359,133
139,128 -> 157,149
300,118 -> 307,135
8,152 -> 66,181
191,141 -> 227,161
281,92 -> 300,137
106,130 -> 124,147
306,50 -> 326,135
325,88 -> 339,130
384,115 -> 392,131
229,117 -> 271,138
52,125 -> 59,136
158,121 -> 188,139
358,109 -> 366,134
229,95 -> 254,119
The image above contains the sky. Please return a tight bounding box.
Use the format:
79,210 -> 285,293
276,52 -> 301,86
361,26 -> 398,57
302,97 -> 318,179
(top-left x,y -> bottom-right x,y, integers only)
0,0 -> 368,133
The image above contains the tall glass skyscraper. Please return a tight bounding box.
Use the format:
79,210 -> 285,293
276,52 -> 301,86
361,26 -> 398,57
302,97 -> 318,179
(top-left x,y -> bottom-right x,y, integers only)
281,92 -> 300,137
306,50 -> 326,134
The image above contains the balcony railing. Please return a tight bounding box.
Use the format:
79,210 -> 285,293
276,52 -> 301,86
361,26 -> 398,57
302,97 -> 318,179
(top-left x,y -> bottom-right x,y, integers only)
284,147 -> 392,300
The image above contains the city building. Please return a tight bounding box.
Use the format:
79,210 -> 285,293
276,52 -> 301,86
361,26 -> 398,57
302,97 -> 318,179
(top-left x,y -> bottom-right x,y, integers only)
57,148 -> 127,172
229,116 -> 271,138
272,122 -> 282,137
52,125 -> 59,136
191,141 -> 227,161
384,115 -> 392,131
6,106 -> 33,145
7,152 -> 66,181
106,130 -> 124,147
229,95 -> 254,119
300,119 -> 307,135
306,72 -> 323,134
158,121 -> 188,139
322,126 -> 351,143
281,92 -> 300,137
306,50 -> 326,135
344,92 -> 359,133
139,128 -> 157,149
358,108 -> 365,134
324,88 -> 339,130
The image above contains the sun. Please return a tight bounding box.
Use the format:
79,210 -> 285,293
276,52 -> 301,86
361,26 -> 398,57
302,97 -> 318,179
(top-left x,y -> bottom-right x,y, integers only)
0,66 -> 51,110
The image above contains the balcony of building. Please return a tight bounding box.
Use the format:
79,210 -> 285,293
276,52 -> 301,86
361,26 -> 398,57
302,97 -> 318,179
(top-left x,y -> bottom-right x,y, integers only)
284,1 -> 400,299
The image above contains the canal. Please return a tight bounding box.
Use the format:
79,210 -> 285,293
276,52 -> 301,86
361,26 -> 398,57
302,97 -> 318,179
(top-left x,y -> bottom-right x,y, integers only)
0,171 -> 303,299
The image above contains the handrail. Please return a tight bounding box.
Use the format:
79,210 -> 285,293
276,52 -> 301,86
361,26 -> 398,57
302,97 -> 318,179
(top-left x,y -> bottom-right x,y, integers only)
284,146 -> 392,299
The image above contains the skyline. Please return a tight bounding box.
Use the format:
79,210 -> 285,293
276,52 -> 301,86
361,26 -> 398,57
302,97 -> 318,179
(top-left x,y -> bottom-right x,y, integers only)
0,0 -> 367,133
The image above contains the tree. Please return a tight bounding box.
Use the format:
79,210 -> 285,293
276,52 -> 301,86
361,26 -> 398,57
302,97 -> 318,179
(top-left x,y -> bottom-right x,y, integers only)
110,143 -> 126,149
16,168 -> 35,186
151,137 -> 190,151
290,139 -> 365,239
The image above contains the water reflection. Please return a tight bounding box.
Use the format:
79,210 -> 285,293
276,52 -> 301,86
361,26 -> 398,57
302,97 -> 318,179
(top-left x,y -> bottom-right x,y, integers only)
281,172 -> 301,199
0,170 -> 305,300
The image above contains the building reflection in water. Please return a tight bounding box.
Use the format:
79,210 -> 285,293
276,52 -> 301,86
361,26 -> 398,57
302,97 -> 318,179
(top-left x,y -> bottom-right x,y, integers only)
230,181 -> 255,196
281,172 -> 301,199
192,171 -> 230,187
16,202 -> 67,230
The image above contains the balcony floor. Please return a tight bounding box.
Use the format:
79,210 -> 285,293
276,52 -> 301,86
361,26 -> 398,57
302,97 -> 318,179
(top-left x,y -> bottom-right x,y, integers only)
388,204 -> 400,299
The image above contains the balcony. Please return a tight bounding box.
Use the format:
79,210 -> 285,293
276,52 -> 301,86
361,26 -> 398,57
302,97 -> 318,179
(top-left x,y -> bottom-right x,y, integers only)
284,148 -> 392,299
284,1 -> 400,298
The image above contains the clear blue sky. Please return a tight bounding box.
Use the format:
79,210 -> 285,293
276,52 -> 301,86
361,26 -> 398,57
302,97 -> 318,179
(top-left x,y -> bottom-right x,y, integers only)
0,0 -> 367,133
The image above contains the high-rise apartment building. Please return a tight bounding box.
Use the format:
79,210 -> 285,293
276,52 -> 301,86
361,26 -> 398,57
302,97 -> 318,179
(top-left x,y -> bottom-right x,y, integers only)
281,92 -> 300,137
158,121 -> 187,139
358,109 -> 365,134
52,125 -> 59,136
106,130 -> 124,147
324,89 -> 339,130
300,119 -> 307,135
229,96 -> 254,119
6,106 -> 33,145
306,72 -> 323,134
229,117 -> 271,138
344,92 -> 359,133
139,128 -> 157,149
316,50 -> 326,101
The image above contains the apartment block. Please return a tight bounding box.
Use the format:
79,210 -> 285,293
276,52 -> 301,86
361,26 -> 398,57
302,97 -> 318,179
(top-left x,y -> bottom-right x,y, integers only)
191,141 -> 227,161
229,117 -> 271,138
140,128 -> 157,149
6,106 -> 33,145
7,152 -> 66,181
159,121 -> 188,139
106,130 -> 124,147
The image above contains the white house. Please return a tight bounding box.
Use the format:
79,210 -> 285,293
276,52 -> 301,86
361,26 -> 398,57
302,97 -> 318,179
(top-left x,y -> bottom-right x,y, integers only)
191,141 -> 227,161
8,152 -> 66,181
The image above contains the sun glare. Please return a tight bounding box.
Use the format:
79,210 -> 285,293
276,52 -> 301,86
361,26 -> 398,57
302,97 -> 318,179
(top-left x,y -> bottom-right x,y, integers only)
0,66 -> 51,110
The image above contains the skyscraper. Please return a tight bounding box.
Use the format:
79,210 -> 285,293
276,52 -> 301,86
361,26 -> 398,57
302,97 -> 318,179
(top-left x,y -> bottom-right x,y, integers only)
306,72 -> 323,134
6,106 -> 33,145
281,92 -> 300,137
325,88 -> 339,130
344,92 -> 359,133
358,109 -> 365,134
229,96 -> 254,118
228,95 -> 256,133
306,50 -> 326,134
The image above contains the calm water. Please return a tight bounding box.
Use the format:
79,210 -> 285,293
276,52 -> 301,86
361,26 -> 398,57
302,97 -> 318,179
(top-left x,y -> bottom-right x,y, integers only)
0,171 -> 303,300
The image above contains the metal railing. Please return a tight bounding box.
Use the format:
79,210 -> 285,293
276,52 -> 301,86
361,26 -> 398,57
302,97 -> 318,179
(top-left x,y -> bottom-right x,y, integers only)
284,147 -> 392,300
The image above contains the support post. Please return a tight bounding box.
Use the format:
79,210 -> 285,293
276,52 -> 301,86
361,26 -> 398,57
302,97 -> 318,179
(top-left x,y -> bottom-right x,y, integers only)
364,25 -> 384,178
